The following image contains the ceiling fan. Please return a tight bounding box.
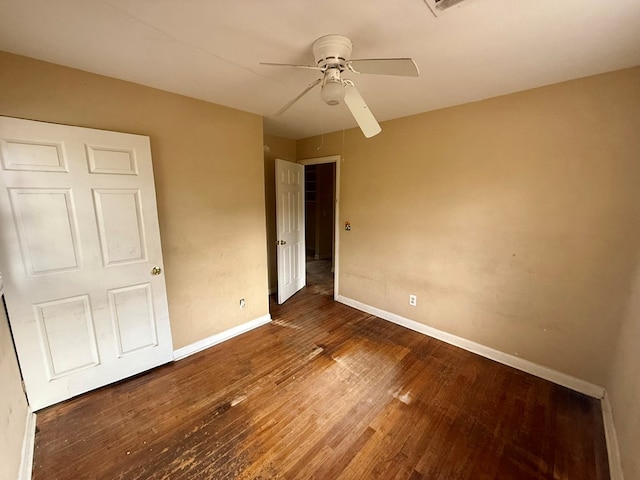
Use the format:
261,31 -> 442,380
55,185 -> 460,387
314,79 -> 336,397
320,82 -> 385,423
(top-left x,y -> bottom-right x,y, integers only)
261,35 -> 419,138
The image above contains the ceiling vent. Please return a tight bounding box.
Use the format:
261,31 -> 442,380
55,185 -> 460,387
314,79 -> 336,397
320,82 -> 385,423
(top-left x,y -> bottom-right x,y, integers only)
423,0 -> 473,17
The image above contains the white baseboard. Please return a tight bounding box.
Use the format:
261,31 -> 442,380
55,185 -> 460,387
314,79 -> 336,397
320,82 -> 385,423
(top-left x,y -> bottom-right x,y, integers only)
19,407 -> 36,480
173,314 -> 272,361
336,295 -> 605,399
601,392 -> 623,480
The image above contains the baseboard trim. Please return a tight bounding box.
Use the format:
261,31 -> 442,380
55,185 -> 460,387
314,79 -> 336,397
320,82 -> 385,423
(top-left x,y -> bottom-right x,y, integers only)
601,392 -> 623,479
173,314 -> 272,361
19,407 -> 36,480
336,295 -> 605,399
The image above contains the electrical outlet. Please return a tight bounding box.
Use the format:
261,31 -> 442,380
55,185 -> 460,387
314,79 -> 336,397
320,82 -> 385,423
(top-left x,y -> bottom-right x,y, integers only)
409,294 -> 417,307
239,298 -> 246,309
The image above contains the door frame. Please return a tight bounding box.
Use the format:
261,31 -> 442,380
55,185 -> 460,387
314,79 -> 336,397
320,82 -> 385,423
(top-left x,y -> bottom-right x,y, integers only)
298,155 -> 340,301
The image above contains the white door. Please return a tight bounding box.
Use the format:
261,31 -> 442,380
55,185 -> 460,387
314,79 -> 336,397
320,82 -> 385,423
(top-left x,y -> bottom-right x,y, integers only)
0,116 -> 173,410
275,158 -> 305,304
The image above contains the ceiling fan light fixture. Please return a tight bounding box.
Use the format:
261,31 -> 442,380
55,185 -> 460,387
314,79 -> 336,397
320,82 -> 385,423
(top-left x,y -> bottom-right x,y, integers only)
321,80 -> 344,106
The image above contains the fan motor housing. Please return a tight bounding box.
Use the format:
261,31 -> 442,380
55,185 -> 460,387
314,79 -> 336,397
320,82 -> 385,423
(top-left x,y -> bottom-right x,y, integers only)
313,34 -> 352,70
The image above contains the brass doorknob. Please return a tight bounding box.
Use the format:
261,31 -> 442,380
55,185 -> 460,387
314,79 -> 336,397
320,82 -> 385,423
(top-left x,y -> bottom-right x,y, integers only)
151,266 -> 162,275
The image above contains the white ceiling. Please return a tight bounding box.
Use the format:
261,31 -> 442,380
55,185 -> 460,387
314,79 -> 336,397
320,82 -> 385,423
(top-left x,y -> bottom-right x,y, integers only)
1,0 -> 639,139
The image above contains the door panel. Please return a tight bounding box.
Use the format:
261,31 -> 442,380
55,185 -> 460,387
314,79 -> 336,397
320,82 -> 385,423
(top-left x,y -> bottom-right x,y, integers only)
0,138 -> 67,172
93,189 -> 146,265
275,159 -> 305,304
9,188 -> 82,275
109,283 -> 158,356
0,116 -> 173,410
86,145 -> 137,175
34,295 -> 99,378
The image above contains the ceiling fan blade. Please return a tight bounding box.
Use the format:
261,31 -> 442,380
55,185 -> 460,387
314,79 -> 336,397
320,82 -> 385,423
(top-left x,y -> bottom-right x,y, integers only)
260,62 -> 321,71
275,78 -> 322,116
348,58 -> 419,77
344,85 -> 381,138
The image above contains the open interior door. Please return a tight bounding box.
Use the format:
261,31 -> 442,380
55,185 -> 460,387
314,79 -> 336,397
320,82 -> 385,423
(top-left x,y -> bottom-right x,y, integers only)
275,158 -> 305,304
0,116 -> 174,410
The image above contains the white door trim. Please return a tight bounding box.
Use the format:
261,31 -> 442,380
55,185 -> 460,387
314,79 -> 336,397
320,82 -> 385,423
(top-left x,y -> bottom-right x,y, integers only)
601,392 -> 623,480
19,408 -> 36,480
298,155 -> 340,300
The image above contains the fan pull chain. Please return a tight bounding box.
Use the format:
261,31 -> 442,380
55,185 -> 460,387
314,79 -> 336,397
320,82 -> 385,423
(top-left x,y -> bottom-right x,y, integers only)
316,105 -> 325,150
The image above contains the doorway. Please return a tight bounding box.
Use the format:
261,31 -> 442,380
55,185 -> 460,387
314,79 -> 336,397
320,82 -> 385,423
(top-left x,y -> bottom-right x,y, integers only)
266,154 -> 340,306
304,162 -> 335,297
298,155 -> 340,301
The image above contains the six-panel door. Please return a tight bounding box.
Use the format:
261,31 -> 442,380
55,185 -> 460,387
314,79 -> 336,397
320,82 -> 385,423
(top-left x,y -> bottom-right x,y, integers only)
0,116 -> 173,410
275,158 -> 305,304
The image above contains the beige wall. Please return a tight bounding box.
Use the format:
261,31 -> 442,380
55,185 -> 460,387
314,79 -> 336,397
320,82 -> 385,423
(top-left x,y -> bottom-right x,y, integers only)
263,134 -> 296,292
0,291 -> 28,480
298,66 -> 640,387
607,258 -> 640,480
3,49 -> 639,476
0,51 -> 269,349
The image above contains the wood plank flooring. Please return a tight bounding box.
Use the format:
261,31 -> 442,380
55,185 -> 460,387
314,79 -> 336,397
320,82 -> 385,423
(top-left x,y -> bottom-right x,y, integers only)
31,260 -> 609,479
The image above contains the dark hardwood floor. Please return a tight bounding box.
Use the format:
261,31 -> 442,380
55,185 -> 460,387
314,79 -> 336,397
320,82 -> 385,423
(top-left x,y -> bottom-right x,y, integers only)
32,259 -> 609,479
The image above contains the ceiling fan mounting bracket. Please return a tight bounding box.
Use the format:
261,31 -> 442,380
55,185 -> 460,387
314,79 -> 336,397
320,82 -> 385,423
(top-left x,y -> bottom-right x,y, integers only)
323,67 -> 342,84
312,34 -> 353,71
